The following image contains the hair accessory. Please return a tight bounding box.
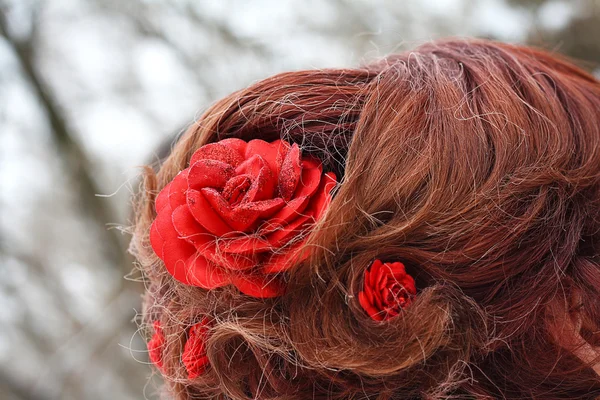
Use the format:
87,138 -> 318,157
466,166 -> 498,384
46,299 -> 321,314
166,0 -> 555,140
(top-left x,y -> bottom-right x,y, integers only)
148,321 -> 166,371
182,318 -> 211,379
150,138 -> 337,298
358,260 -> 416,321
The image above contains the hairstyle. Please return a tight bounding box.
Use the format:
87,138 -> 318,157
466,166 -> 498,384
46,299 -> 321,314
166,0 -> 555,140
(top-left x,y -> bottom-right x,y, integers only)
131,38 -> 600,399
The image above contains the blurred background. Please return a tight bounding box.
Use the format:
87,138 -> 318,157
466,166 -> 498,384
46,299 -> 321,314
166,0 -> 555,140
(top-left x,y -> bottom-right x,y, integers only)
0,0 -> 599,399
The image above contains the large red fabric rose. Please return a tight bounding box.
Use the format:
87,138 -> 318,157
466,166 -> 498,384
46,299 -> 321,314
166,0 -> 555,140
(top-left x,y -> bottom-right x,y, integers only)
150,138 -> 336,298
182,318 -> 210,379
358,260 -> 416,321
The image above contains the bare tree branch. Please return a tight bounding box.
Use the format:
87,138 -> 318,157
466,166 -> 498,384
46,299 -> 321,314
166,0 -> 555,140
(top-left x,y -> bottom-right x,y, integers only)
180,2 -> 271,58
0,9 -> 129,271
7,252 -> 84,331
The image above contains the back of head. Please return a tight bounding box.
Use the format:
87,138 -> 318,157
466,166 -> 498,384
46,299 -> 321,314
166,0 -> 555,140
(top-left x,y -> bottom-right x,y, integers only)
132,38 -> 600,399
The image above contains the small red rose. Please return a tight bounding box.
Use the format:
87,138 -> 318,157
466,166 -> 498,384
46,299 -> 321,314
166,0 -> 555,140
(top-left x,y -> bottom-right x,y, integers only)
148,320 -> 166,370
182,318 -> 210,379
150,138 -> 336,298
358,260 -> 416,321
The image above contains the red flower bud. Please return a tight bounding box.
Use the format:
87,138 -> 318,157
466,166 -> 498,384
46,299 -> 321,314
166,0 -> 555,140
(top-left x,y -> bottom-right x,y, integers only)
182,318 -> 211,379
358,260 -> 416,321
148,321 -> 166,370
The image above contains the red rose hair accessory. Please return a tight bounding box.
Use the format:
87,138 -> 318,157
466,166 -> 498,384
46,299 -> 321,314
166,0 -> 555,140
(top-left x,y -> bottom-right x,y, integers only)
182,318 -> 210,379
358,260 -> 417,321
148,321 -> 166,371
150,138 -> 336,298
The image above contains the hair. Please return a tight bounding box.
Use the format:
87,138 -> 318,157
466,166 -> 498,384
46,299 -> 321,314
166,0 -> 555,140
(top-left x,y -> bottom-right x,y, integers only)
131,38 -> 600,399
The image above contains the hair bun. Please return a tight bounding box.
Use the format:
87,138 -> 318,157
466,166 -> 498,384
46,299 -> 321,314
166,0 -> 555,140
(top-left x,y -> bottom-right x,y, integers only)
133,38 -> 600,399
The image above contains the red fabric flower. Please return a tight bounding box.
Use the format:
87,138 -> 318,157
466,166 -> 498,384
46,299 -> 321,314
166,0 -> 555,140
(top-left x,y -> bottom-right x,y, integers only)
358,260 -> 417,321
182,318 -> 210,379
148,321 -> 166,370
150,138 -> 336,298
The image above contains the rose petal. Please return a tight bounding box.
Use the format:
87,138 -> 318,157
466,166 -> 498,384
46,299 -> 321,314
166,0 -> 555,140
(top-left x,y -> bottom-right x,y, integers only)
358,291 -> 370,314
219,138 -> 247,155
154,205 -> 180,242
262,256 -> 292,275
172,204 -> 211,239
278,143 -> 301,201
148,321 -> 165,369
244,164 -> 276,203
158,207 -> 233,282
168,169 -> 190,209
202,248 -> 256,270
185,355 -> 209,379
404,277 -> 417,295
363,281 -> 375,306
168,211 -> 255,270
221,235 -> 272,254
264,214 -> 313,248
259,196 -> 310,235
367,264 -> 378,289
202,188 -> 261,232
234,155 -> 276,203
162,236 -> 196,286
188,159 -> 235,190
376,266 -> 388,291
192,238 -> 256,270
382,287 -> 392,304
190,142 -> 244,167
307,172 -> 337,220
154,207 -> 199,284
274,140 -> 292,175
293,158 -> 323,198
150,220 -> 165,259
388,262 -> 406,276
184,253 -> 231,289
372,290 -> 384,312
263,240 -> 309,274
367,303 -> 383,321
364,268 -> 375,291
359,292 -> 384,321
203,191 -> 285,234
385,262 -> 417,295
245,139 -> 289,176
363,267 -> 373,289
237,198 -> 285,219
235,154 -> 266,176
155,182 -> 171,213
231,274 -> 285,298
187,189 -> 233,236
222,175 -> 252,204
300,156 -> 322,170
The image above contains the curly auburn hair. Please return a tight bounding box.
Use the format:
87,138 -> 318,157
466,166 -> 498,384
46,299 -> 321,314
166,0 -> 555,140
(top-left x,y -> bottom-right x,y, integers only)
131,38 -> 600,399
